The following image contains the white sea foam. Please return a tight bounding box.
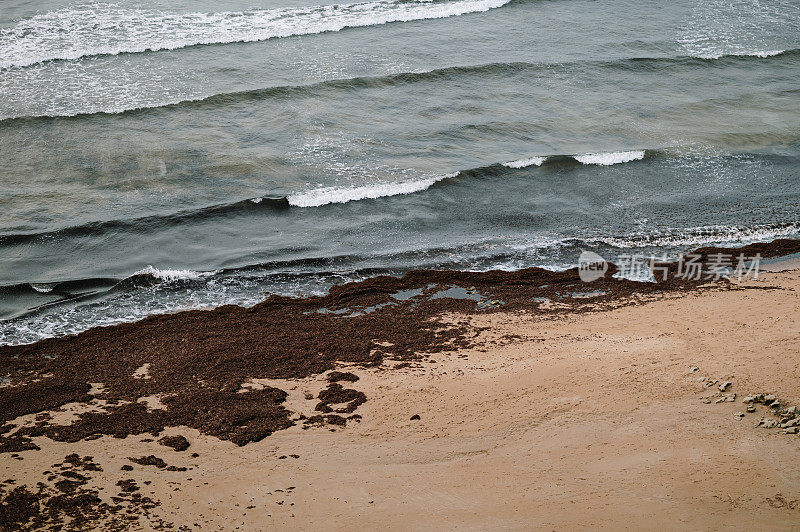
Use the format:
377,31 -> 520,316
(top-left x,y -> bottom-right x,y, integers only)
0,0 -> 511,69
573,150 -> 646,166
29,284 -> 55,293
131,265 -> 215,282
288,173 -> 457,207
589,222 -> 800,249
677,0 -> 799,62
502,156 -> 546,169
748,49 -> 785,58
690,49 -> 786,60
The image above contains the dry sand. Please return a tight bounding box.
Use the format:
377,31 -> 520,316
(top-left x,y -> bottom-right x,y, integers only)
3,267 -> 800,530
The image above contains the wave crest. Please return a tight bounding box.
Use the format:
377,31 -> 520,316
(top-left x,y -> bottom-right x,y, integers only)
288,150 -> 651,208
502,156 -> 546,169
573,150 -> 646,166
288,173 -> 458,207
687,49 -> 790,60
502,150 -> 649,169
129,265 -> 214,282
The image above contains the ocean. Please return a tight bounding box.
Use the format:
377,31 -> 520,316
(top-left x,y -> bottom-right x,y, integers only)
1,0 -> 799,344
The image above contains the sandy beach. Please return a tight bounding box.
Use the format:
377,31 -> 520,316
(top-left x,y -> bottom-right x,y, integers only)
2,250 -> 800,530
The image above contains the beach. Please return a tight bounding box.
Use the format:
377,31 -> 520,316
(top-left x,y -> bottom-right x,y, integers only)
2,248 -> 800,529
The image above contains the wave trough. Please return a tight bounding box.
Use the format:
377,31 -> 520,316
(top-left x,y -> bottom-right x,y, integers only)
0,0 -> 511,69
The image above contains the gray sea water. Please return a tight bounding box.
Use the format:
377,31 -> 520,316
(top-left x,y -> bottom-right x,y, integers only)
1,0 -> 799,344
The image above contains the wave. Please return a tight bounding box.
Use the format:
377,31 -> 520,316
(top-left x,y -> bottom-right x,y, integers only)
8,148 -> 799,247
0,62 -> 526,122
127,265 -> 216,283
29,284 -> 55,294
502,156 -> 546,169
502,150 -> 650,169
4,47 -> 797,122
0,0 -> 511,69
0,255 -> 368,305
288,150 -> 655,207
0,149 -> 659,244
689,49 -> 790,60
0,266 -> 219,322
0,278 -> 118,299
573,150 -> 646,166
0,265 -> 218,306
14,147 -> 797,250
287,173 -> 458,207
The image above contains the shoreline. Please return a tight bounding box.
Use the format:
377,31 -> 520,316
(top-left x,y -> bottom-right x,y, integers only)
2,239 -> 800,529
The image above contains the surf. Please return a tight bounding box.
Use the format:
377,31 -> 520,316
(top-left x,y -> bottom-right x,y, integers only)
0,0 -> 512,70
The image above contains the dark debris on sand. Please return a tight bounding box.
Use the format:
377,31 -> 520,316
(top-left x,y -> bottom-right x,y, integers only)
315,383 -> 367,414
128,455 -> 167,469
0,454 -> 172,531
157,435 -> 190,452
5,241 -> 797,454
327,371 -> 360,383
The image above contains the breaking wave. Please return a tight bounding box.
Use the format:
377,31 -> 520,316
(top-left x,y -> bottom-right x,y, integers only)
688,49 -> 791,60
127,266 -> 216,283
502,156 -> 546,169
287,150 -> 652,207
287,173 -> 458,207
504,150 -> 648,168
573,150 -> 646,166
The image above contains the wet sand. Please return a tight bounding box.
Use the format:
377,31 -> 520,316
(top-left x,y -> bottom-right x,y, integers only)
2,248 -> 800,529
